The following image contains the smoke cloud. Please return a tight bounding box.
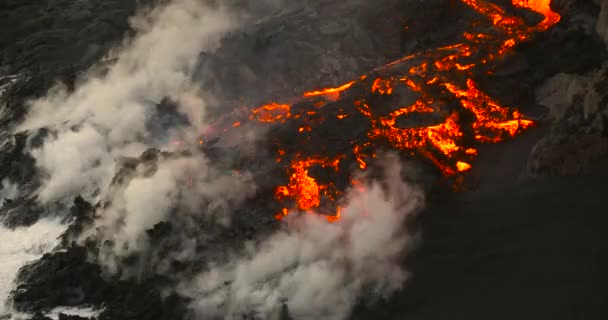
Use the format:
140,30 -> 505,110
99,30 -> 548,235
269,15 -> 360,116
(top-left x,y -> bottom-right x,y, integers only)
91,154 -> 256,275
180,154 -> 424,320
17,0 -> 241,204
13,0 -> 424,318
13,0 -> 265,275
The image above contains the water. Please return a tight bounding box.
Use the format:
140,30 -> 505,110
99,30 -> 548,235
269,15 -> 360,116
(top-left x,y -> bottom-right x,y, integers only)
0,220 -> 66,315
8,307 -> 102,320
46,306 -> 102,319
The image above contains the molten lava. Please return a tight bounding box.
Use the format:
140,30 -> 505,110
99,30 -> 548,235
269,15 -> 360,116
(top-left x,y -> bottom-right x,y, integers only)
513,0 -> 561,31
304,81 -> 357,99
274,157 -> 343,222
250,102 -> 291,123
201,1 -> 560,222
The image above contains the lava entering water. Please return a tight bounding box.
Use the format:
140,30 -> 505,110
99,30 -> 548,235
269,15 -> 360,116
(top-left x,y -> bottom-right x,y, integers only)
201,0 -> 560,222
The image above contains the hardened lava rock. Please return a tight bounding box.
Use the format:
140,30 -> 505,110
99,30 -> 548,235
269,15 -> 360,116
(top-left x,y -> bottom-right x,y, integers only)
12,245 -> 189,320
528,60 -> 608,177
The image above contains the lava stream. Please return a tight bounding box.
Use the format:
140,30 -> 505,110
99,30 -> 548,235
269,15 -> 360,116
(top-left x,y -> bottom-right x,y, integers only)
198,0 -> 561,222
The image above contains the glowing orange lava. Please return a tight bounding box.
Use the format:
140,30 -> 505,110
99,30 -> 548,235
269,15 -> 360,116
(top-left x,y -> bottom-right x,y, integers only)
304,81 -> 357,98
371,78 -> 394,95
457,161 -> 472,172
513,0 -> 561,31
274,157 -> 343,222
197,0 -> 560,222
250,102 -> 291,123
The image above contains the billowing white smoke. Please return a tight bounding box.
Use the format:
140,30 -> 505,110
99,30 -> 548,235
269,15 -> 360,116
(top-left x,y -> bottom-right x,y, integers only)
14,0 -> 423,318
180,154 -> 424,320
14,0 -> 259,269
92,155 -> 256,275
18,0 -> 240,203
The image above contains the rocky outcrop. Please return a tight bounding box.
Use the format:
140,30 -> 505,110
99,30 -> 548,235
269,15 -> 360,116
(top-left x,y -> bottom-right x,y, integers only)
527,62 -> 608,176
196,0 -> 462,108
0,0 -> 157,74
12,245 -> 189,320
0,0 -> 158,125
595,0 -> 608,45
518,0 -> 608,177
12,247 -> 106,313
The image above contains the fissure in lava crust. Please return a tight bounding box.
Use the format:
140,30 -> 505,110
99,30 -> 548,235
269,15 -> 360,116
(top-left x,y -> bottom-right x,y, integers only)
188,0 -> 560,222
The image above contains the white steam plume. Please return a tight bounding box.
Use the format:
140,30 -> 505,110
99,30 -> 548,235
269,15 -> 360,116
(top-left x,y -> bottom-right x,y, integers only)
180,154 -> 424,320
17,0 -> 241,203
13,1 -> 425,319
91,155 -> 256,275
12,0 -> 265,274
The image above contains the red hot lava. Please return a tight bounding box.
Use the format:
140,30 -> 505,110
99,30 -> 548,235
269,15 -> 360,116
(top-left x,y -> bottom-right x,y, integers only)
202,0 -> 560,222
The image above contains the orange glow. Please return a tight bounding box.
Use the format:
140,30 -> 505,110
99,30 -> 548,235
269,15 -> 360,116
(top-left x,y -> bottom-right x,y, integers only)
353,143 -> 372,169
275,156 -> 343,221
251,102 -> 291,123
368,112 -> 463,158
400,77 -> 423,91
232,121 -> 241,127
303,81 -> 356,98
372,78 -> 394,95
512,0 -> 561,31
456,161 -> 472,172
208,0 -> 560,222
444,79 -> 535,142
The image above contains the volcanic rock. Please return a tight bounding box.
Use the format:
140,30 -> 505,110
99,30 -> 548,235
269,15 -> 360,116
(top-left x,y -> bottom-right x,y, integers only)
196,0 -> 462,108
0,196 -> 42,229
28,313 -> 53,320
528,133 -> 608,176
11,245 -> 189,320
60,196 -> 96,247
0,0 -> 156,74
595,0 -> 608,45
527,61 -> 608,176
57,314 -> 91,320
0,0 -> 158,130
11,247 -> 106,313
0,132 -> 37,189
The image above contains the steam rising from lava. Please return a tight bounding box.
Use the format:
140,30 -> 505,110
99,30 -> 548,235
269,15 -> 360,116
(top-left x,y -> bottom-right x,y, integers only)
10,0 -> 562,319
14,0 -> 257,271
17,0 -> 240,203
180,154 -> 423,320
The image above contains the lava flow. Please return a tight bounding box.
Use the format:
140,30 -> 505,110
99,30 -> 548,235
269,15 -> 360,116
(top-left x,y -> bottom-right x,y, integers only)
206,0 -> 560,222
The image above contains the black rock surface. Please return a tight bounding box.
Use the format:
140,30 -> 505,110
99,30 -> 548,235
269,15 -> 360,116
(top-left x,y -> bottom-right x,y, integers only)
12,245 -> 189,320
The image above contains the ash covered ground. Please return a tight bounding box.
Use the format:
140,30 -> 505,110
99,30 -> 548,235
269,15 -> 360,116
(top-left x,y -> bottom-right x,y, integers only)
1,0 -> 608,319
